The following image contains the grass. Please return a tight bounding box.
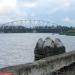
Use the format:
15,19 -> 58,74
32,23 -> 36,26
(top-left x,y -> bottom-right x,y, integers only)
61,30 -> 75,36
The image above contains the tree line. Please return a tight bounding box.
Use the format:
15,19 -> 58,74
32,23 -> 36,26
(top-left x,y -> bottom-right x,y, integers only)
0,25 -> 74,33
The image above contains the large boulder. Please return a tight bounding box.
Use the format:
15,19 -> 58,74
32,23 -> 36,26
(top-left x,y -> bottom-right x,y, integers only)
34,38 -> 44,61
42,37 -> 55,57
54,38 -> 66,55
34,37 -> 66,61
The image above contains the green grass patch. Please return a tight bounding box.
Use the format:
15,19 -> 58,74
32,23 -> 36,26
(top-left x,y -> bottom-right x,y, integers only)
61,30 -> 75,36
61,32 -> 75,36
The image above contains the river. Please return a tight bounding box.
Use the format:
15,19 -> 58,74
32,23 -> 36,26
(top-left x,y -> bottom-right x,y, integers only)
0,33 -> 75,68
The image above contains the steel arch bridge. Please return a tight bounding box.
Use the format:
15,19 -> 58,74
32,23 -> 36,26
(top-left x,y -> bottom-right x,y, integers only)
2,19 -> 55,28
0,19 -> 62,33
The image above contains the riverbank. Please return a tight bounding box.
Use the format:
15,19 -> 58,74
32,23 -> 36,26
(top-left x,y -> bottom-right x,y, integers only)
61,30 -> 75,36
61,32 -> 75,36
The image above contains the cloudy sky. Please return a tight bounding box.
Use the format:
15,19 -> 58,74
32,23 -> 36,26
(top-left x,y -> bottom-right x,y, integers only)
0,0 -> 75,26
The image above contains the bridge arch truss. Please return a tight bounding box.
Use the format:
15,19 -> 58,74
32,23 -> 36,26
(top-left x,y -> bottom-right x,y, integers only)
2,19 -> 53,28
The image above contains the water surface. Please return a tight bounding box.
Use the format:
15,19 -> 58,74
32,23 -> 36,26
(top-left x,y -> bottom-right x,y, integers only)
0,33 -> 75,68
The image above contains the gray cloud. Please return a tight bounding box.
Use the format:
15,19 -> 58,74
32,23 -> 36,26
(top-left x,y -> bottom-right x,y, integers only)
0,0 -> 75,26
